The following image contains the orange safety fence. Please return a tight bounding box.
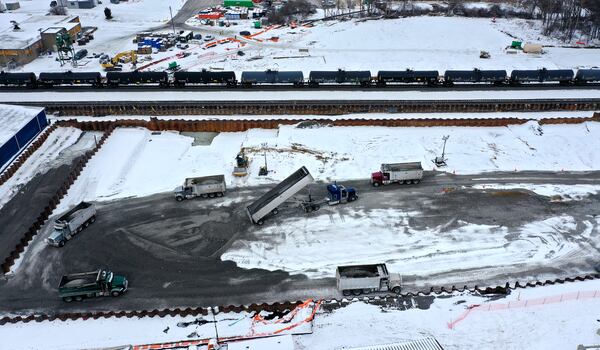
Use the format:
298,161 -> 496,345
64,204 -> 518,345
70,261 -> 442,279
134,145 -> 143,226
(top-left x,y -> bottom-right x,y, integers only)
448,290 -> 600,329
133,299 -> 320,350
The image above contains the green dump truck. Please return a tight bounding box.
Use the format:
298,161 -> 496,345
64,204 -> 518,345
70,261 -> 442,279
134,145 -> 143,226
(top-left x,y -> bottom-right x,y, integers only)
58,269 -> 128,302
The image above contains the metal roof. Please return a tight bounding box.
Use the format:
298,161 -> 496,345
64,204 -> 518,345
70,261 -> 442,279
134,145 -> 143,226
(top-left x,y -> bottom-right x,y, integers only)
347,337 -> 444,350
0,104 -> 44,146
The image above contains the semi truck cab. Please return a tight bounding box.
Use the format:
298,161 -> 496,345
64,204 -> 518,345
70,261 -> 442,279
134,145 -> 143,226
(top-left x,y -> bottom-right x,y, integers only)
327,184 -> 358,204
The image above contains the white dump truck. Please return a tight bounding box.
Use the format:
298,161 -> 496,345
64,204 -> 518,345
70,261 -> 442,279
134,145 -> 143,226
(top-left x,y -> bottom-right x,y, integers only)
46,202 -> 96,247
336,263 -> 402,296
370,162 -> 423,186
246,166 -> 314,225
173,175 -> 226,201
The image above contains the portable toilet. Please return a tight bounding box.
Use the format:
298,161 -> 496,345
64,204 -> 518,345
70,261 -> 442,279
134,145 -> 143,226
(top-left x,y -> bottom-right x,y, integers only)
254,20 -> 261,29
511,41 -> 522,49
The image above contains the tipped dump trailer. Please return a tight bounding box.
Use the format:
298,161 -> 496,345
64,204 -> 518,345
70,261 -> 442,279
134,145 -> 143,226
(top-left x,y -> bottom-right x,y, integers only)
246,166 -> 314,225
371,162 -> 423,186
46,202 -> 96,247
336,264 -> 402,296
174,175 -> 226,201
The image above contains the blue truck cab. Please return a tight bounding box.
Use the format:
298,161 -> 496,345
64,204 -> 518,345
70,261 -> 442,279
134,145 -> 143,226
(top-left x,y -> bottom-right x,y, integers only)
327,184 -> 358,204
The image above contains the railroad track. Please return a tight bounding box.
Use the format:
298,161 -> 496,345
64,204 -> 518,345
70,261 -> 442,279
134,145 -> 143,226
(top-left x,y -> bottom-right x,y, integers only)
6,98 -> 600,116
0,274 -> 597,324
1,83 -> 600,92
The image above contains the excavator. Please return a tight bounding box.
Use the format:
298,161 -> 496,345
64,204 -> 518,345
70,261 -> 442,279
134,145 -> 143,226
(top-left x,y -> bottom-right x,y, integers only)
101,50 -> 137,71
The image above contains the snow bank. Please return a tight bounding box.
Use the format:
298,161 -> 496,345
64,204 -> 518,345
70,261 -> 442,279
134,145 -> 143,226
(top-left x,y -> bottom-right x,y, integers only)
472,183 -> 600,200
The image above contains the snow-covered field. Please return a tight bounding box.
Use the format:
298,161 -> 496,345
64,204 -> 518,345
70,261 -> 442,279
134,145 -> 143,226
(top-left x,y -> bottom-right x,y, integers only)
0,301 -> 314,350
297,279 -> 600,349
3,2 -> 600,74
54,121 -> 600,210
222,208 -> 597,279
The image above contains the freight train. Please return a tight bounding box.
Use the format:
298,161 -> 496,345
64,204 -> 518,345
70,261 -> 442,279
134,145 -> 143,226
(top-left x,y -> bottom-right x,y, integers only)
1,68 -> 599,88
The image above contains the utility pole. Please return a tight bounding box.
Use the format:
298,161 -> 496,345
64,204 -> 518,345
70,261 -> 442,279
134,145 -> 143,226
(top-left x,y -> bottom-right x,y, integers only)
169,6 -> 176,36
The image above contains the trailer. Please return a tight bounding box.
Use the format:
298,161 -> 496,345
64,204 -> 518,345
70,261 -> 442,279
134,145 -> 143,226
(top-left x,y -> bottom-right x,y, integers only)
46,202 -> 96,247
300,183 -> 358,212
58,269 -> 128,302
246,166 -> 314,225
371,162 -> 423,187
336,263 -> 402,296
173,175 -> 226,201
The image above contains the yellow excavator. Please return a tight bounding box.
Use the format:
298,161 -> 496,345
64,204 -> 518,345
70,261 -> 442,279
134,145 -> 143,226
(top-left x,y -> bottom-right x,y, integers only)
101,50 -> 138,71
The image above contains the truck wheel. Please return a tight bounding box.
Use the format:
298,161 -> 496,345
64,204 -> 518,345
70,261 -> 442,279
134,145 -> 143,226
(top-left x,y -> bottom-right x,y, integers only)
216,192 -> 224,197
74,296 -> 83,302
175,196 -> 184,202
373,182 -> 380,187
342,290 -> 351,297
201,194 -> 208,199
351,289 -> 362,296
58,241 -> 65,247
208,193 -> 215,198
314,205 -> 320,211
392,286 -> 401,294
256,219 -> 264,225
84,221 -> 89,227
90,216 -> 96,223
63,297 -> 73,303
111,291 -> 121,297
413,179 -> 420,184
272,208 -> 279,215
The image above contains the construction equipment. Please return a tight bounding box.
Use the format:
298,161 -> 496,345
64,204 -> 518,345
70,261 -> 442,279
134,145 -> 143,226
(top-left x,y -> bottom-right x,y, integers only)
300,183 -> 358,212
101,50 -> 137,71
246,166 -> 314,225
173,175 -> 226,201
336,263 -> 402,296
371,162 -> 423,187
46,202 -> 96,247
58,269 -> 128,302
433,135 -> 449,167
233,151 -> 249,177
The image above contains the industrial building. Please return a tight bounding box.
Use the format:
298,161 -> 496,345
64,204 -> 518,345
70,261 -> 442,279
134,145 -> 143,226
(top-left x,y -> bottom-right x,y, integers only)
0,104 -> 48,171
0,14 -> 81,65
60,0 -> 98,10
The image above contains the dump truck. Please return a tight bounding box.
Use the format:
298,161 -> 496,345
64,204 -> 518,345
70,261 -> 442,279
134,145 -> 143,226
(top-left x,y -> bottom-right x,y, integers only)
58,269 -> 128,302
336,263 -> 402,296
371,162 -> 423,187
246,166 -> 314,225
300,183 -> 358,212
46,202 -> 96,247
173,175 -> 226,201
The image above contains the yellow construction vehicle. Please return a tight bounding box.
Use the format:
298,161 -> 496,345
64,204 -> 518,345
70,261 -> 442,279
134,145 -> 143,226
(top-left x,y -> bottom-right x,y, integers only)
101,50 -> 138,71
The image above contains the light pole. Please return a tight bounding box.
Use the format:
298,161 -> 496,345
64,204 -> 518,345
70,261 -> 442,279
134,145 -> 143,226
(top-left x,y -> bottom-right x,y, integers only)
169,6 -> 176,36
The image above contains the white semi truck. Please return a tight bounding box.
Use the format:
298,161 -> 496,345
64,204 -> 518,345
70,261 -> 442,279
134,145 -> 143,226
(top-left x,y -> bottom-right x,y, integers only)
46,202 -> 96,247
370,162 -> 423,186
246,166 -> 314,225
173,175 -> 226,201
336,263 -> 402,296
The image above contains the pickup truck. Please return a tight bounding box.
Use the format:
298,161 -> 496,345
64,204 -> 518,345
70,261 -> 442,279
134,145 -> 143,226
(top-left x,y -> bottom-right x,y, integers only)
58,269 -> 128,302
46,202 -> 96,247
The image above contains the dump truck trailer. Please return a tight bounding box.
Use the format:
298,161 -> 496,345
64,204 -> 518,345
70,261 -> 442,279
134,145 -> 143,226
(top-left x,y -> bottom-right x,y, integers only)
46,202 -> 96,247
246,166 -> 314,225
58,269 -> 128,302
336,263 -> 402,296
174,175 -> 226,201
371,162 -> 423,186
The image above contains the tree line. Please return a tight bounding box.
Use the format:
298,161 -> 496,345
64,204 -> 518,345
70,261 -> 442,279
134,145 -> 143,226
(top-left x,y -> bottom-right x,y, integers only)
520,0 -> 600,41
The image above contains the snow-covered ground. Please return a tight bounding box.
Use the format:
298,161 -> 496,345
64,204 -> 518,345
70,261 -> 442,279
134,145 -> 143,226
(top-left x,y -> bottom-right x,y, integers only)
54,121 -> 600,210
297,279 -> 600,349
3,3 -> 600,74
0,300 -> 315,350
51,110 -> 598,122
1,279 -> 599,349
471,183 -> 600,200
222,209 -> 597,279
3,88 -> 600,102
0,127 -> 98,210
